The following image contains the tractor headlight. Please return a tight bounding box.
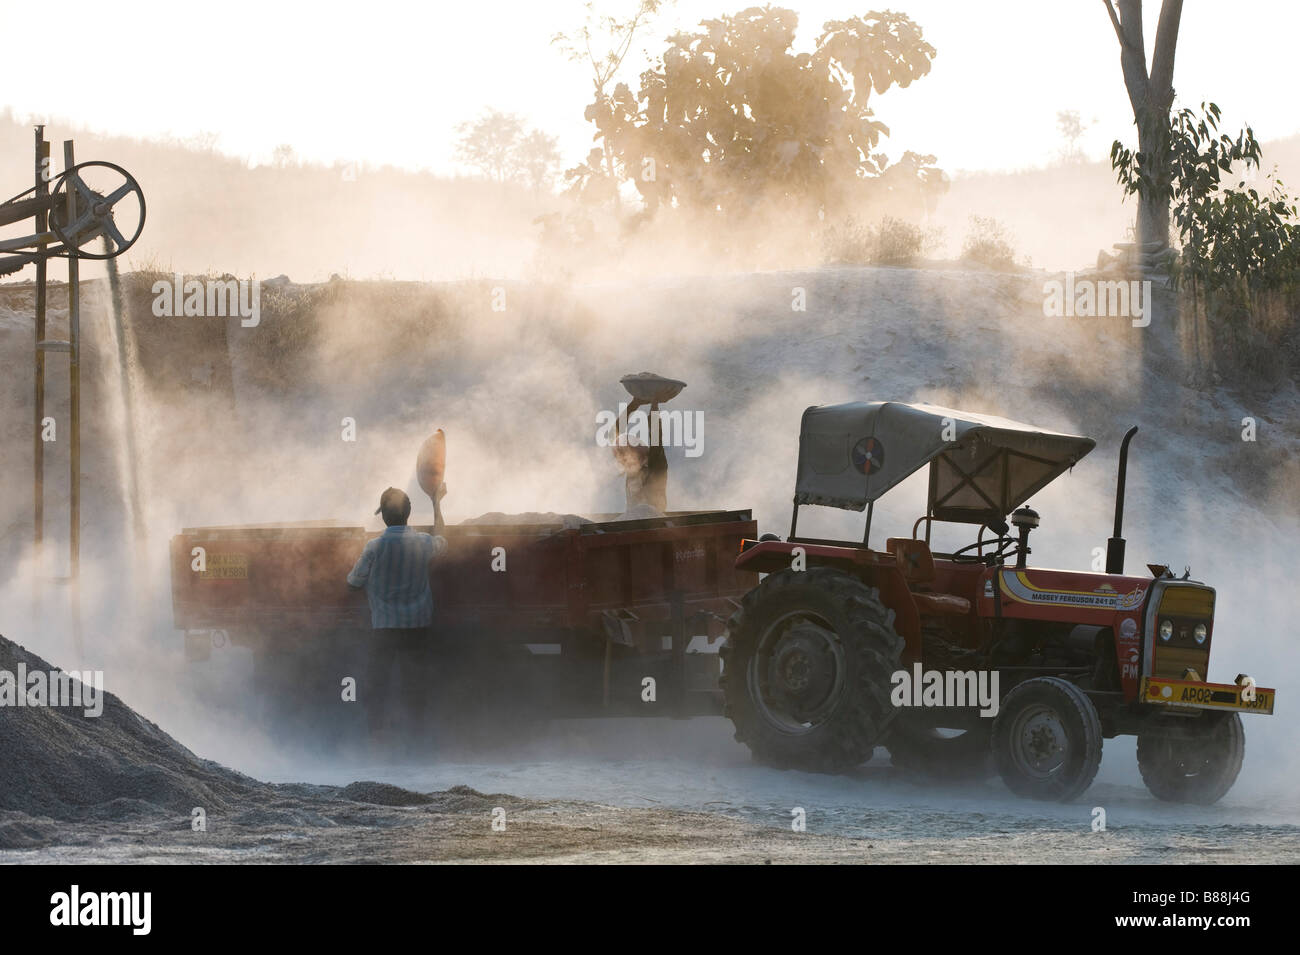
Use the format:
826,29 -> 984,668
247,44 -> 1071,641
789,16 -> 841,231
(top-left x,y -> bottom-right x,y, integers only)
1159,619 -> 1174,642
1194,623 -> 1207,645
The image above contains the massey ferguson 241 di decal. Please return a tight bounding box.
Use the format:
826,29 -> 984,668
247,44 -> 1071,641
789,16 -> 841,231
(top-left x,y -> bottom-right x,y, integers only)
999,570 -> 1146,611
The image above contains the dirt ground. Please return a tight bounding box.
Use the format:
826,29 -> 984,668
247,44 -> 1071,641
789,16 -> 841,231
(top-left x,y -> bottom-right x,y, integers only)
2,787 -> 862,864
3,625 -> 1298,865
8,774 -> 1297,864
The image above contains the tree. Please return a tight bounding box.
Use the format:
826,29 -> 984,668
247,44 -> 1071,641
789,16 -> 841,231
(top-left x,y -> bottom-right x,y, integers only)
454,110 -> 564,191
1113,101 -> 1300,379
271,143 -> 297,168
455,109 -> 526,183
517,130 -> 563,193
1115,102 -> 1296,294
1056,110 -> 1091,163
1103,0 -> 1184,249
572,6 -> 939,225
553,1 -> 669,211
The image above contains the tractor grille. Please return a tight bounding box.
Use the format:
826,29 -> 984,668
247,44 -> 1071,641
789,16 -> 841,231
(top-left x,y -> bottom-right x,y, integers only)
1151,586 -> 1213,680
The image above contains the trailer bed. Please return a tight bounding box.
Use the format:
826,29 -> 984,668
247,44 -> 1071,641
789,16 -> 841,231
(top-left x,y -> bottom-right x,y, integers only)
171,509 -> 759,716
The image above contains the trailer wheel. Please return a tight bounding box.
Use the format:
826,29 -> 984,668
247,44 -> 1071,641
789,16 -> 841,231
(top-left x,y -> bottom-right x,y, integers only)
886,720 -> 993,780
1137,713 -> 1244,805
719,567 -> 903,774
992,677 -> 1102,801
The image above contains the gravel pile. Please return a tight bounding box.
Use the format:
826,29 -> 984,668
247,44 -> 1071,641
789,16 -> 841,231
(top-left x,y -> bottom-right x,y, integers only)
0,633 -> 533,852
338,781 -> 435,806
459,511 -> 593,529
0,634 -> 263,821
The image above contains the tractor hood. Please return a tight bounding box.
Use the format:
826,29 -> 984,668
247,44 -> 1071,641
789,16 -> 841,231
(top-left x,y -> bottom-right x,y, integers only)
794,401 -> 1095,523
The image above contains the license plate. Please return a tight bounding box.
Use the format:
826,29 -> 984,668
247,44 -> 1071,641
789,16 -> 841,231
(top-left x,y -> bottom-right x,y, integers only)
199,553 -> 248,579
1142,677 -> 1275,715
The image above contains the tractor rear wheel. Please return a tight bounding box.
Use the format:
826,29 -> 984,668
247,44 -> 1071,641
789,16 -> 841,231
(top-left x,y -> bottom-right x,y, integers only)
1137,713 -> 1244,805
992,677 -> 1103,801
886,719 -> 994,780
719,567 -> 904,774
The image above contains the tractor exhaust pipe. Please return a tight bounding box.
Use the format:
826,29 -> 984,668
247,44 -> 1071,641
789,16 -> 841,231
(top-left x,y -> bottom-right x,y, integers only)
1106,426 -> 1139,574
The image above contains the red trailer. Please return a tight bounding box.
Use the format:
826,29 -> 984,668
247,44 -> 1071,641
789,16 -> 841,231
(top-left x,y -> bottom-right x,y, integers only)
171,509 -> 758,718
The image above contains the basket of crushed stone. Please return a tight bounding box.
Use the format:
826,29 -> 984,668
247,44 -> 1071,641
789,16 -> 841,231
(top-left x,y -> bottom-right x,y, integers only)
620,372 -> 686,404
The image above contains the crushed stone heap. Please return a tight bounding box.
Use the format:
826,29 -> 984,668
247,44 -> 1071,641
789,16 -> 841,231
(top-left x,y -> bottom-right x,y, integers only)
0,633 -> 262,821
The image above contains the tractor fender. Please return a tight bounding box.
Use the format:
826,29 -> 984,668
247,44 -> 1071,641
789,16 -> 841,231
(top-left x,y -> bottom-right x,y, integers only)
734,539 -> 922,660
861,564 -> 922,662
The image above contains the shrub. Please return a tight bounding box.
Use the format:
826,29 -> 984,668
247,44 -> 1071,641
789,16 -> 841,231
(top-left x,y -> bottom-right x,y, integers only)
961,216 -> 1020,270
822,216 -> 938,266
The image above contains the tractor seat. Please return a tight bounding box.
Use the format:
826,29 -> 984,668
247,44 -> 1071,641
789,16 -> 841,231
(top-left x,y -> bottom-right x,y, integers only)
886,537 -> 972,616
886,537 -> 935,583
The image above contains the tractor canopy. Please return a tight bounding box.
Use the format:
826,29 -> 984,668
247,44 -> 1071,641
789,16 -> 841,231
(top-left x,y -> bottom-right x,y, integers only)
794,401 -> 1096,524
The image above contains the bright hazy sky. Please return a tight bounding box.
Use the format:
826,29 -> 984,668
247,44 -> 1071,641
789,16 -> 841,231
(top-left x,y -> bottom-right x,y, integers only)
3,0 -> 1296,176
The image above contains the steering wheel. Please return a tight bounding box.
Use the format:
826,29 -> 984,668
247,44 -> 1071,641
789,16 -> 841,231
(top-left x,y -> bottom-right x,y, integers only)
950,528 -> 1020,565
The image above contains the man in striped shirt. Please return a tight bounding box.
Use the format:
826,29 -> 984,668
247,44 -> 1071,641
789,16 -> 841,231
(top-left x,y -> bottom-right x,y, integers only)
348,483 -> 448,743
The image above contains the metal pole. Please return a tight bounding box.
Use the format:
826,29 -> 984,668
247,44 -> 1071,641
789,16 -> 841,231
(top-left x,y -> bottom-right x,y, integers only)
33,127 -> 48,571
64,140 -> 82,652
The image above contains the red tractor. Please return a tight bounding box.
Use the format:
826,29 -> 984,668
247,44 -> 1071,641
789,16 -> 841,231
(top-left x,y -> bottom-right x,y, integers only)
721,401 -> 1275,802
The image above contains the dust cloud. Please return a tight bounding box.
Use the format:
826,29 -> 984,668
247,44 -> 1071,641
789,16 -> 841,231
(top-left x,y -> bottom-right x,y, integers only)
1,116 -> 1297,848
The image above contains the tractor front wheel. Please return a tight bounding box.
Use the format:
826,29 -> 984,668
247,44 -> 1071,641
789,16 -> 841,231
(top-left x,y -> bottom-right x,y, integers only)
1137,713 -> 1245,805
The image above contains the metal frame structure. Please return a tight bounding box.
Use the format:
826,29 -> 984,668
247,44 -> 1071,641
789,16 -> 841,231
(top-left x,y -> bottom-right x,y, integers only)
0,126 -> 145,649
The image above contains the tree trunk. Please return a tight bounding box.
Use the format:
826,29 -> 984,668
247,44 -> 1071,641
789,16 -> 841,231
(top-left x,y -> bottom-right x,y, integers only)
1135,110 -> 1171,249
1107,0 -> 1184,250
